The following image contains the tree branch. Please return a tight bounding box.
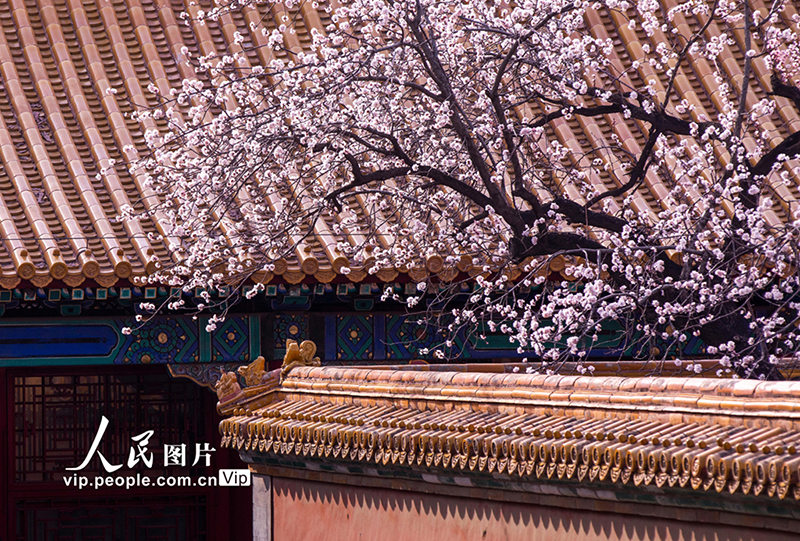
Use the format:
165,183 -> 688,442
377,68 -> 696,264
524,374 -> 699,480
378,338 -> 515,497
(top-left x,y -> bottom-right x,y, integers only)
459,210 -> 489,230
325,155 -> 411,211
353,76 -> 445,102
583,127 -> 660,209
360,126 -> 414,166
406,1 -> 512,219
750,129 -> 800,177
770,72 -> 800,115
545,198 -> 628,233
734,0 -> 753,139
416,166 -> 495,208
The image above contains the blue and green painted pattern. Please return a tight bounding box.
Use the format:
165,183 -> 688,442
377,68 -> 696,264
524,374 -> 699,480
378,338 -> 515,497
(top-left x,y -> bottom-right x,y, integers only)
273,314 -> 309,358
328,314 -> 709,362
0,312 -> 708,367
385,315 -> 438,359
0,316 -> 260,367
336,315 -> 374,360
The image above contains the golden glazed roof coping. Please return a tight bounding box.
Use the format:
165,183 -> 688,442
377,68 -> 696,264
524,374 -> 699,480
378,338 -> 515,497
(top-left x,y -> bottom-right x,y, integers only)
218,363 -> 800,430
285,365 -> 800,401
219,364 -> 800,507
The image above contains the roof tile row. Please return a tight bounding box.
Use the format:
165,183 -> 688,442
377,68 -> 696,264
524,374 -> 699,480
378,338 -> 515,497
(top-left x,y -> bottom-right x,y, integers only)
0,0 -> 795,287
219,366 -> 800,503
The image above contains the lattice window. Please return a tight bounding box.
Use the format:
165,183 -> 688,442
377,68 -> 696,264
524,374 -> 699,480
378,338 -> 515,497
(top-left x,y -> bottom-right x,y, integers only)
15,495 -> 207,541
14,370 -> 209,483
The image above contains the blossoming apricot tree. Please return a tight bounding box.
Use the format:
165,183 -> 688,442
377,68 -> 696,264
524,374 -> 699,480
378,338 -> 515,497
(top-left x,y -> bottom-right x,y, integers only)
131,0 -> 800,378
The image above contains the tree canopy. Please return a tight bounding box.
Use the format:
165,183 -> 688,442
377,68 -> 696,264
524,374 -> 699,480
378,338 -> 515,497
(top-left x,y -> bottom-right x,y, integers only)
130,0 -> 800,378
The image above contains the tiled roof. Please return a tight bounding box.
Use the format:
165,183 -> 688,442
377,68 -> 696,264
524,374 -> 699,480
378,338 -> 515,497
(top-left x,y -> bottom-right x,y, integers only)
0,0 -> 177,289
219,365 -> 800,507
0,0 -> 797,288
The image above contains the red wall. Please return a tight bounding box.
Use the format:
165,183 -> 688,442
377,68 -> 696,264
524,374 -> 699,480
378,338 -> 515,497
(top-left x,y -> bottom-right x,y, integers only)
272,477 -> 784,541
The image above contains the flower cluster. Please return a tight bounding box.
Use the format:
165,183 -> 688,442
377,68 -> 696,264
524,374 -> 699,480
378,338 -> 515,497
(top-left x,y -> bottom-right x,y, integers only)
130,0 -> 800,378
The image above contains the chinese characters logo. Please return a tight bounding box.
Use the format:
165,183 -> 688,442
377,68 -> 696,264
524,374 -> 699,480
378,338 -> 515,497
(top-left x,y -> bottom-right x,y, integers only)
67,415 -> 216,472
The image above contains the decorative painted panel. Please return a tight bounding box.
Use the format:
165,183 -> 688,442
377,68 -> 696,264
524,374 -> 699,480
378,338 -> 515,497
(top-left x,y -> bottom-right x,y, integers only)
0,315 -> 260,366
273,314 -> 309,358
336,315 -> 374,360
0,311 -> 709,367
121,317 -> 198,364
0,323 -> 118,358
206,316 -> 253,363
385,315 -> 438,360
385,315 -> 478,360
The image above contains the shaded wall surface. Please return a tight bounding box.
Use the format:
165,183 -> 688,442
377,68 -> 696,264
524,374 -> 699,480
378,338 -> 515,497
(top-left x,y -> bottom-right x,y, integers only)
271,477 -> 785,541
